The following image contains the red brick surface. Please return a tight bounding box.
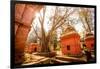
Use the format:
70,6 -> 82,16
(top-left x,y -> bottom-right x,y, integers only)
85,37 -> 94,51
21,5 -> 36,26
15,22 -> 19,35
25,43 -> 40,54
15,25 -> 31,63
14,4 -> 43,64
15,4 -> 26,22
60,33 -> 81,56
15,25 -> 31,51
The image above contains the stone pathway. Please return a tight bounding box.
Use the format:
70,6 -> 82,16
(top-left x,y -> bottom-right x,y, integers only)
23,52 -> 88,66
56,55 -> 86,62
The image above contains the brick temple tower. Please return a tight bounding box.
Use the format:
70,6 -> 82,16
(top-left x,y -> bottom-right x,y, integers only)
84,32 -> 94,51
60,25 -> 82,56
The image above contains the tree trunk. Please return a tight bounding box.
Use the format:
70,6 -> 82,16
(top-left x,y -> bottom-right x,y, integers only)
40,40 -> 50,52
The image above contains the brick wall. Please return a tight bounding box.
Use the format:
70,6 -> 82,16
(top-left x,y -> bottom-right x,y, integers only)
85,36 -> 94,51
60,33 -> 81,56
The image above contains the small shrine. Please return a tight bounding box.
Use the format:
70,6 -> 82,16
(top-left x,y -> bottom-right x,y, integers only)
84,32 -> 94,51
25,43 -> 40,54
60,25 -> 81,56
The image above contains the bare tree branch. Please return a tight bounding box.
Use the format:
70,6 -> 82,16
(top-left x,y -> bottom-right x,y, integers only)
32,24 -> 41,40
79,8 -> 93,33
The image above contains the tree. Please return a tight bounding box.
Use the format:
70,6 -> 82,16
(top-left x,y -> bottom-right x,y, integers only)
78,8 -> 94,33
32,6 -> 76,53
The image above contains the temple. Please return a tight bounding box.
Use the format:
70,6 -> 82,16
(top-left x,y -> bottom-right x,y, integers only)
60,25 -> 82,57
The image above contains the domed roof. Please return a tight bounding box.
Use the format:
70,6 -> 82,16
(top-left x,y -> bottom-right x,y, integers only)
85,32 -> 94,39
64,25 -> 76,33
60,25 -> 78,38
85,32 -> 93,37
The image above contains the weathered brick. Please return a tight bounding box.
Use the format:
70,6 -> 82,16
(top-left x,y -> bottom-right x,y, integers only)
21,5 -> 36,26
15,22 -> 19,35
15,25 -> 31,64
15,25 -> 31,49
14,4 -> 43,64
15,4 -> 26,22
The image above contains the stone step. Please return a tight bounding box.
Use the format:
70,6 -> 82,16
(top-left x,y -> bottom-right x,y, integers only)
56,56 -> 86,62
